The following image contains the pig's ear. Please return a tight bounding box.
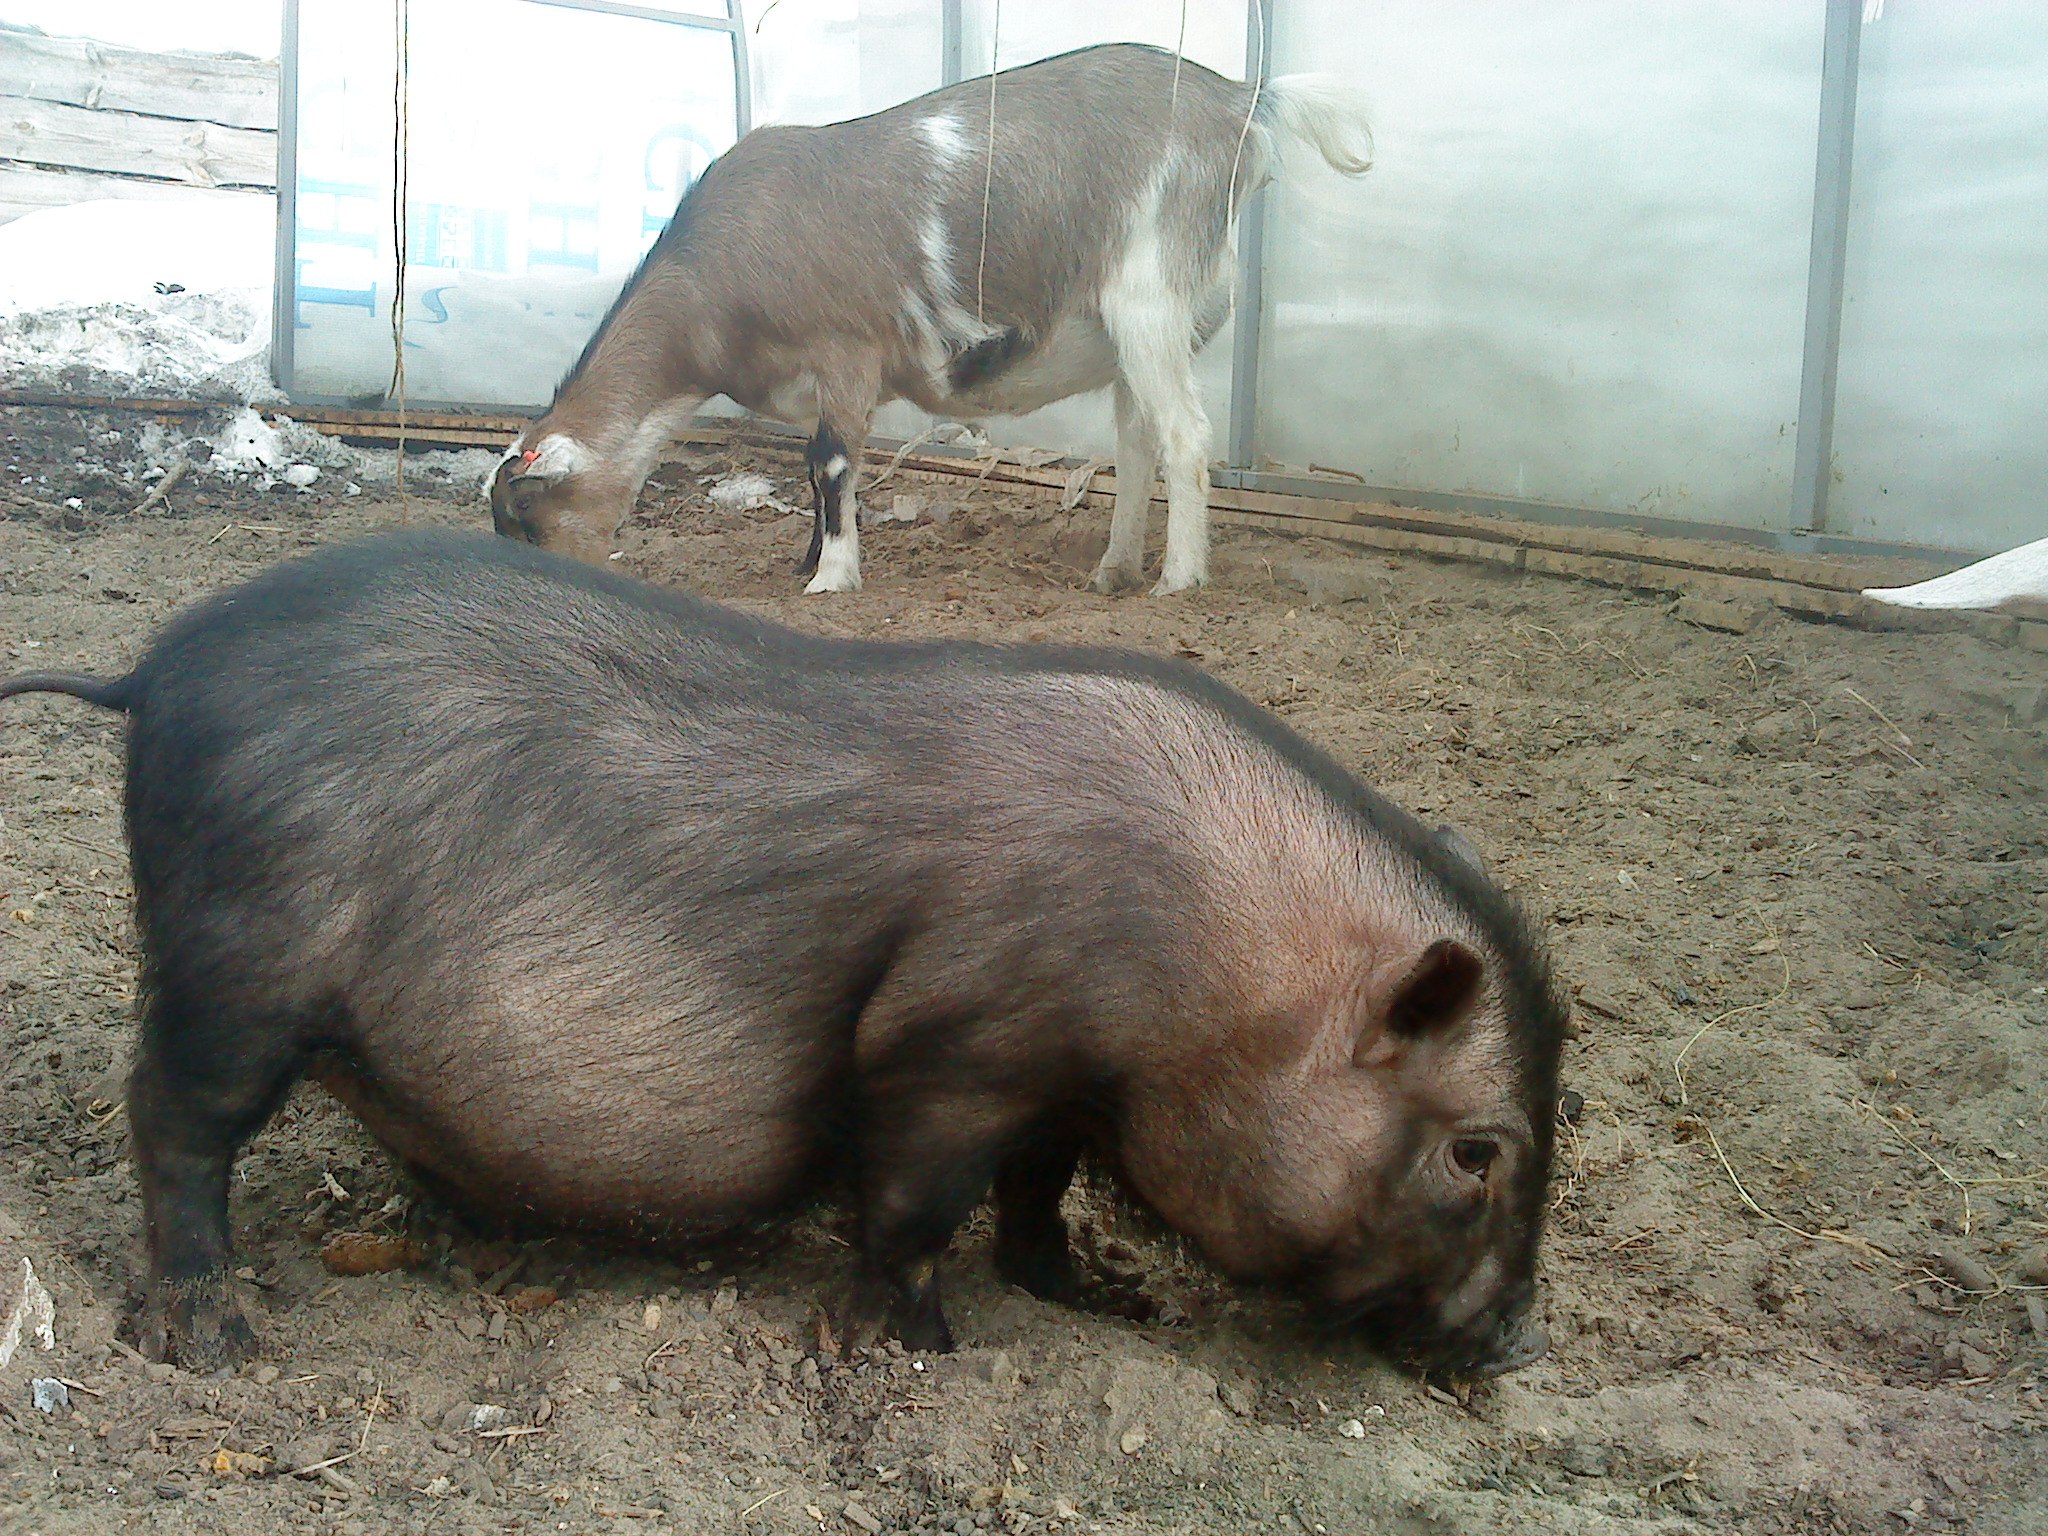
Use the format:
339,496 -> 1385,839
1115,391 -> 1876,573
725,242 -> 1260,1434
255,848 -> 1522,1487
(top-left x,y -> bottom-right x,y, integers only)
1383,939 -> 1485,1038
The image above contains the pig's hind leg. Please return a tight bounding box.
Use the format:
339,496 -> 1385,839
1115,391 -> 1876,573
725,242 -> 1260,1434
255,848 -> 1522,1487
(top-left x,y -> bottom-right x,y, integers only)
126,978 -> 310,1366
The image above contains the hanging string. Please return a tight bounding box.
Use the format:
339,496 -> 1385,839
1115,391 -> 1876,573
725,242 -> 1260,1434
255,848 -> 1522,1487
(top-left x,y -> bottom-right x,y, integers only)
388,0 -> 411,511
974,0 -> 1000,324
1226,0 -> 1266,224
1167,0 -> 1188,138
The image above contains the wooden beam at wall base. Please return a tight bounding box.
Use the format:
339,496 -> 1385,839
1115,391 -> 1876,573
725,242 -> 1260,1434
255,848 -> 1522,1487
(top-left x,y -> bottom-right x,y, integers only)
4,393 -> 2035,646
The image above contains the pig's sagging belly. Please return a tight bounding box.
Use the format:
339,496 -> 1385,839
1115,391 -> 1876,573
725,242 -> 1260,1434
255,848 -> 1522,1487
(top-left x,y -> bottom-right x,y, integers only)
306,967 -> 839,1235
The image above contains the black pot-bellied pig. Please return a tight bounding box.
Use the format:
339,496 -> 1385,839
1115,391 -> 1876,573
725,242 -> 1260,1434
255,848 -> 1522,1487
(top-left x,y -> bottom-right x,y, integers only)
0,530 -> 1568,1376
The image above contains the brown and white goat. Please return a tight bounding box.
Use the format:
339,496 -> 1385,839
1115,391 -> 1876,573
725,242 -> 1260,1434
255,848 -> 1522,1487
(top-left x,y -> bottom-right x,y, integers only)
489,42 -> 1372,595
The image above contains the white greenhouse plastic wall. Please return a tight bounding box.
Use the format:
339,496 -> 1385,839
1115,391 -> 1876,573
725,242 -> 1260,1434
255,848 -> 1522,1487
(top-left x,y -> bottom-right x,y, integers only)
282,0 -> 742,408
1830,2 -> 2048,554
1258,2 -> 1825,536
7,2 -> 2042,558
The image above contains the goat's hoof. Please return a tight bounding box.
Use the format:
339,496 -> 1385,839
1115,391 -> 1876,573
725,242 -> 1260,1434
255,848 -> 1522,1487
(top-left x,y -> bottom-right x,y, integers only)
1087,561 -> 1145,595
1151,569 -> 1208,597
803,568 -> 862,595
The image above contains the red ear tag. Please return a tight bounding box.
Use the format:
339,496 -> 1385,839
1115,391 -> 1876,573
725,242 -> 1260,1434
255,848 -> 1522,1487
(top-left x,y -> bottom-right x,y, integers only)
518,448 -> 541,468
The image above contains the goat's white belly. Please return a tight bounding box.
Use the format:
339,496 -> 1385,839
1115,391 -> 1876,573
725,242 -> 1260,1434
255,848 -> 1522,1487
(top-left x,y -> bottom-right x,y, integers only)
943,312 -> 1119,418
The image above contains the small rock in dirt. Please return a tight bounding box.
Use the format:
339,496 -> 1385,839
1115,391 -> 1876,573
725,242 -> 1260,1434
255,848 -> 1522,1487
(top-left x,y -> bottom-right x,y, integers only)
971,1350 -> 1019,1389
2016,1248 -> 2048,1286
153,1477 -> 186,1500
1673,593 -> 1772,635
1219,1380 -> 1256,1417
1574,989 -> 1627,1024
319,1231 -> 424,1276
1559,1440 -> 1613,1478
1927,1243 -> 1998,1295
465,1403 -> 510,1432
711,1285 -> 737,1315
1557,1088 -> 1586,1126
641,1300 -> 663,1332
1278,557 -> 1388,608
250,1364 -> 279,1386
1956,1342 -> 1996,1378
2023,1293 -> 2047,1341
485,1309 -> 506,1342
30,1377 -> 69,1413
1336,1418 -> 1366,1439
505,1285 -> 558,1315
1118,1428 -> 1148,1456
145,1362 -> 176,1383
843,1501 -> 884,1534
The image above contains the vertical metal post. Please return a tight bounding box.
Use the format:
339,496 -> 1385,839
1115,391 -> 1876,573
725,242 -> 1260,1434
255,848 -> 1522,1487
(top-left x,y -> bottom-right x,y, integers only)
1225,0 -> 1276,476
941,0 -> 964,85
728,0 -> 752,135
1790,0 -> 1864,534
270,0 -> 301,395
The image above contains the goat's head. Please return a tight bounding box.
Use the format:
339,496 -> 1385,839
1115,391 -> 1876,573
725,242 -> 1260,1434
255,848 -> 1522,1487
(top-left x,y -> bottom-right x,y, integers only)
487,434 -> 623,566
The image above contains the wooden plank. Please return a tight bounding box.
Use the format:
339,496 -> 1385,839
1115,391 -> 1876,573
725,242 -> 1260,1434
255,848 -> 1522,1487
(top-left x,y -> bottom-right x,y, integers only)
891,453 -> 1940,596
0,161 -> 266,225
0,97 -> 274,189
0,33 -> 276,131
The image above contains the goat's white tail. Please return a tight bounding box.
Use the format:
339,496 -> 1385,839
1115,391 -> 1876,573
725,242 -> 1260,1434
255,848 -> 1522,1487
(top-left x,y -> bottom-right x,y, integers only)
1256,74 -> 1375,176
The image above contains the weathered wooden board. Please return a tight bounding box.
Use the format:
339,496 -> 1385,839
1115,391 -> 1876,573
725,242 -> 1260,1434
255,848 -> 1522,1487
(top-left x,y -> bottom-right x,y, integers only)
0,161 -> 268,226
1,96 -> 274,188
0,32 -> 277,131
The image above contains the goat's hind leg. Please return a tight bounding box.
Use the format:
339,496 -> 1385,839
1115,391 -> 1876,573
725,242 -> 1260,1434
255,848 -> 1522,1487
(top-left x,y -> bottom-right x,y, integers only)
1103,291 -> 1212,598
1089,382 -> 1156,595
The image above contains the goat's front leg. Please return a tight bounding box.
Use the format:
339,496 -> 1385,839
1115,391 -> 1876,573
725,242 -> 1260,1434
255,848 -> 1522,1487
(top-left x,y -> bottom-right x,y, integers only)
801,386 -> 875,594
1090,381 -> 1155,594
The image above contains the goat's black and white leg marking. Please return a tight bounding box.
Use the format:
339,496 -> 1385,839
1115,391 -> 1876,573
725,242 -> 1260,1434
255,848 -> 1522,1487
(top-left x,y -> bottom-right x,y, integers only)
802,424 -> 862,594
1091,380 -> 1156,594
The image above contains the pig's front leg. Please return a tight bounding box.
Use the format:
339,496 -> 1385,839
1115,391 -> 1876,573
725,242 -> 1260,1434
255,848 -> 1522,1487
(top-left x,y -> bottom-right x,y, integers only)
858,1125 -> 1000,1352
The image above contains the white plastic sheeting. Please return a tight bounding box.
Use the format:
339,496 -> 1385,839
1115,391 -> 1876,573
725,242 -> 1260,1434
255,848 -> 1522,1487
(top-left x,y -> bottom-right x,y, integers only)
1830,2 -> 2048,554
1255,2 -> 1826,534
283,0 -> 741,407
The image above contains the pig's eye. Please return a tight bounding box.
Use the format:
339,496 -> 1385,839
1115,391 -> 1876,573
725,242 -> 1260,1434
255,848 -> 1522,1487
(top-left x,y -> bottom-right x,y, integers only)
1450,1138 -> 1498,1177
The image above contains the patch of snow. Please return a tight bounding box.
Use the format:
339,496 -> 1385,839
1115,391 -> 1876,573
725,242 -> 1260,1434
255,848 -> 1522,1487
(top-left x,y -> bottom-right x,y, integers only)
0,198 -> 281,404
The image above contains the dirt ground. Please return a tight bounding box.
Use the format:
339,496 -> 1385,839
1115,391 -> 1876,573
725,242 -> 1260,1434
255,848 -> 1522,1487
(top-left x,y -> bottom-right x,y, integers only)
1,404 -> 2044,1535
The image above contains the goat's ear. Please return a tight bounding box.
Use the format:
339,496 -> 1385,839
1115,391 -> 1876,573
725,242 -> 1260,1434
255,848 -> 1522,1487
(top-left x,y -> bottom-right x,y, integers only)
1354,939 -> 1485,1071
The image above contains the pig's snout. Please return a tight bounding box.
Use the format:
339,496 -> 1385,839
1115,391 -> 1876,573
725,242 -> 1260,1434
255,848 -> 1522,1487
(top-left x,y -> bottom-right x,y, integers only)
1452,1308 -> 1551,1379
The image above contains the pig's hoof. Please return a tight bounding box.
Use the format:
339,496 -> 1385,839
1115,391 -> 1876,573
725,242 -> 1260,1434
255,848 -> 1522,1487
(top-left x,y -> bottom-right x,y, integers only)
888,1302 -> 956,1356
139,1276 -> 259,1368
994,1239 -> 1082,1307
1087,559 -> 1144,595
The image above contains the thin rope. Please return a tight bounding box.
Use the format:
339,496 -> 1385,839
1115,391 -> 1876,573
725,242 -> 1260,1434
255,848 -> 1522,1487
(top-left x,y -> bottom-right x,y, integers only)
388,0 -> 411,511
1167,0 -> 1188,137
974,0 -> 1000,325
1226,0 -> 1267,225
